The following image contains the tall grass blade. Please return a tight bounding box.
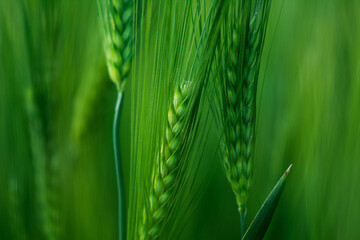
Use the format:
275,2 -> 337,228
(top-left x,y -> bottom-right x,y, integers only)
242,164 -> 292,240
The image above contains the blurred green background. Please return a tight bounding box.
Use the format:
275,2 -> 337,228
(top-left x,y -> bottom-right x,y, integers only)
1,0 -> 360,239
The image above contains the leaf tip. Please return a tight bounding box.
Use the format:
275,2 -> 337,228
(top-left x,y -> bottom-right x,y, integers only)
285,164 -> 293,177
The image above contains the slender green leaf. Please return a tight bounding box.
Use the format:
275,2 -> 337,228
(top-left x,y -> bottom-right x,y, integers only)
242,164 -> 292,240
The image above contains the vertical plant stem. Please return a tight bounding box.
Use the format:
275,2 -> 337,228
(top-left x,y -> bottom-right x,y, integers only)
240,207 -> 247,239
113,90 -> 125,240
25,89 -> 54,240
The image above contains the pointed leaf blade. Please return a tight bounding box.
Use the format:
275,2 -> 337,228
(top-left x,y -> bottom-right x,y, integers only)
242,164 -> 293,240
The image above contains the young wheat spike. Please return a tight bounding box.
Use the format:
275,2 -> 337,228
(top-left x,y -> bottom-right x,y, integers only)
105,0 -> 133,91
221,0 -> 271,236
132,1 -> 229,238
140,83 -> 190,240
222,20 -> 242,202
239,12 -> 259,210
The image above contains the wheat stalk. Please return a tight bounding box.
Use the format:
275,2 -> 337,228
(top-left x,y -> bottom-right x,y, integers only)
18,1 -> 62,238
25,88 -> 55,240
99,1 -> 133,240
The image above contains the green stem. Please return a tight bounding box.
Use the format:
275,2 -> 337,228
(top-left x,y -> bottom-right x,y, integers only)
113,91 -> 126,240
240,206 -> 247,239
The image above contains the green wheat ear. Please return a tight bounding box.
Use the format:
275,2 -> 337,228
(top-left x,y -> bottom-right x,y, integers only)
130,1 -> 229,239
216,0 -> 271,237
139,83 -> 190,239
104,0 -> 133,91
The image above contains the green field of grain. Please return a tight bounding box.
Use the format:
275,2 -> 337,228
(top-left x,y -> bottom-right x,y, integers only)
1,0 -> 359,239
